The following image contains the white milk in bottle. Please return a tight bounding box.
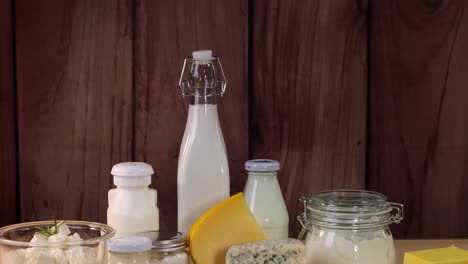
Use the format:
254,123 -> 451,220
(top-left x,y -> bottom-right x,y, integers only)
243,159 -> 289,240
107,162 -> 159,237
177,50 -> 230,233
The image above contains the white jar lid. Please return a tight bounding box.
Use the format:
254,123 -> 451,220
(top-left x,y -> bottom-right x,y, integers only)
111,162 -> 154,187
107,236 -> 152,253
245,159 -> 280,172
192,50 -> 214,60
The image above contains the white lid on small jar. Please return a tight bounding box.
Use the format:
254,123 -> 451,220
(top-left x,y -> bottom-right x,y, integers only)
111,162 -> 154,187
107,236 -> 152,253
245,159 -> 280,172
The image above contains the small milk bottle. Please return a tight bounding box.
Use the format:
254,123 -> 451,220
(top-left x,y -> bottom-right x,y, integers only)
107,162 -> 159,237
177,50 -> 230,233
243,159 -> 289,240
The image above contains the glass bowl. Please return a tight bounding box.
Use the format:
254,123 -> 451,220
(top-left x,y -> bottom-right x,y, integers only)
0,220 -> 115,264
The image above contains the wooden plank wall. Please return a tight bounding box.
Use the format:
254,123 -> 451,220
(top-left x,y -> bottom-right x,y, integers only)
253,0 -> 368,236
15,0 -> 133,223
2,0 -> 468,239
0,0 -> 17,226
134,0 -> 248,231
369,0 -> 468,238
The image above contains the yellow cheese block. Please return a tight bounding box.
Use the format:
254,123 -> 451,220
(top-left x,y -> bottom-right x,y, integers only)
404,246 -> 468,264
189,192 -> 267,264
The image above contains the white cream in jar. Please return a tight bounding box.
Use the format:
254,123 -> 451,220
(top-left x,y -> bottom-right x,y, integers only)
140,231 -> 189,264
305,229 -> 396,264
298,190 -> 404,264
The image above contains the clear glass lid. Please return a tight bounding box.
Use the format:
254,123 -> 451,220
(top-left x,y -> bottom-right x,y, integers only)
298,190 -> 404,231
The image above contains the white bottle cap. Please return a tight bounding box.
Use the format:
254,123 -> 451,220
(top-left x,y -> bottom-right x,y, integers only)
111,162 -> 154,187
192,50 -> 214,60
107,236 -> 152,253
245,159 -> 280,172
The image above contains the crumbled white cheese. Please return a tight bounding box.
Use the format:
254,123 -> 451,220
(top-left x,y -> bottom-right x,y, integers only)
6,223 -> 99,264
226,239 -> 305,264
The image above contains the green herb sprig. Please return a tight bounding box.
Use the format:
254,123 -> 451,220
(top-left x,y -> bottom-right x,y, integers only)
34,219 -> 64,237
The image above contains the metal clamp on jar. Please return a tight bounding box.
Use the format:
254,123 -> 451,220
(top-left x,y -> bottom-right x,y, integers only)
297,190 -> 404,264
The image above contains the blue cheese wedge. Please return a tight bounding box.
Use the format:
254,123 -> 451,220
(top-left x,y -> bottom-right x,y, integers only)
226,239 -> 305,264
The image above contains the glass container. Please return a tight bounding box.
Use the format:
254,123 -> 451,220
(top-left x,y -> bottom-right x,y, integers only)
177,50 -> 229,234
0,220 -> 115,264
298,190 -> 404,264
140,231 -> 189,264
243,159 -> 289,240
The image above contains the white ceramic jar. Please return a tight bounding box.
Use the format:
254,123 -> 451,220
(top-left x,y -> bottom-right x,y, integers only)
107,162 -> 159,237
298,190 -> 404,264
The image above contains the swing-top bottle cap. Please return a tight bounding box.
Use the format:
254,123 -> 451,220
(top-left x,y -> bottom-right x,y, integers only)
192,50 -> 215,60
245,159 -> 280,172
111,162 -> 154,187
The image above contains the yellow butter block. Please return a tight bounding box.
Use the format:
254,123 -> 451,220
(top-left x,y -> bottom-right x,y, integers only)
404,246 -> 468,264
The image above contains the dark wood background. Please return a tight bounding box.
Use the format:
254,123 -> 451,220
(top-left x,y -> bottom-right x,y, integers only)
1,0 -> 467,239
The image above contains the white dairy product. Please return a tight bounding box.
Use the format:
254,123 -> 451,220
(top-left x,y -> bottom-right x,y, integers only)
107,162 -> 159,237
141,231 -> 189,264
226,239 -> 305,264
305,230 -> 396,264
150,252 -> 189,264
177,104 -> 230,233
6,223 -> 98,264
243,159 -> 289,240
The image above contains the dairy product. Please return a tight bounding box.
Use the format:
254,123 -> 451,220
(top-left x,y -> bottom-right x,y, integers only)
6,223 -> 98,264
305,229 -> 396,264
189,193 -> 266,264
142,231 -> 189,264
404,246 -> 468,263
107,162 -> 159,237
243,159 -> 289,240
177,104 -> 230,233
226,239 -> 305,264
177,50 -> 230,234
150,252 -> 189,264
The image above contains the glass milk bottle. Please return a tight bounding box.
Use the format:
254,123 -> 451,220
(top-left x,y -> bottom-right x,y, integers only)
107,162 -> 159,237
243,159 -> 289,240
177,50 -> 230,233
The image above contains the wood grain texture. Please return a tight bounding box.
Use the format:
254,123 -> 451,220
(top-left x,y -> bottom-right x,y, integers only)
253,0 -> 368,236
134,0 -> 248,231
15,0 -> 133,223
0,0 -> 17,227
369,0 -> 468,239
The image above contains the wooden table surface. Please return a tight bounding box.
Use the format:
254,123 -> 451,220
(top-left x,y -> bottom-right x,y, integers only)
395,240 -> 468,263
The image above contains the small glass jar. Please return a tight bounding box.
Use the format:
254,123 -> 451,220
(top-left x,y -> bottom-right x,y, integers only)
298,190 -> 404,264
107,236 -> 152,264
140,231 -> 189,264
244,159 -> 289,240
